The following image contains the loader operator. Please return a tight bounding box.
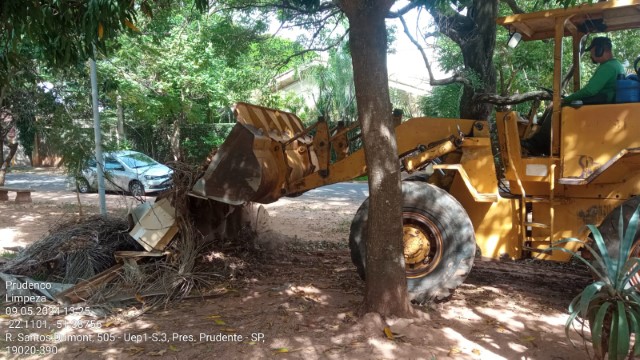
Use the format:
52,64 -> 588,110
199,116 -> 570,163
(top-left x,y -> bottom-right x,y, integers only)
522,37 -> 625,156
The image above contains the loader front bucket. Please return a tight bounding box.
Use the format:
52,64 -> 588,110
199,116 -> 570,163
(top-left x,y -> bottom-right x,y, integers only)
191,103 -> 314,205
191,122 -> 280,205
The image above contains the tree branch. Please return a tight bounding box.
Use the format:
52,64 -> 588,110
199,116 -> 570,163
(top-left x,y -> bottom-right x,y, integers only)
501,0 -> 525,14
426,7 -> 473,45
276,30 -> 350,72
214,1 -> 337,16
473,90 -> 551,105
397,15 -> 469,87
279,7 -> 342,29
386,1 -> 421,18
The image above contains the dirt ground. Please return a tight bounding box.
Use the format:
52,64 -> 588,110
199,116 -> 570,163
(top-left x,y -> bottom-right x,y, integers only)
0,171 -> 596,360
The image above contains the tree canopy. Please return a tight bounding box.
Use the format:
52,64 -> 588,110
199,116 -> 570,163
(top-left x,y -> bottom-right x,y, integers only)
1,0 -> 307,174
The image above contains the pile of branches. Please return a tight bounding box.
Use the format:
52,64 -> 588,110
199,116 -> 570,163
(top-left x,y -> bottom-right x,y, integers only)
85,160 -> 260,308
1,215 -> 141,283
85,235 -> 247,308
3,157 -> 265,311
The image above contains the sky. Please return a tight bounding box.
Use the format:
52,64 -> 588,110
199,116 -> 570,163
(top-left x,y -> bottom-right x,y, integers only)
386,8 -> 438,94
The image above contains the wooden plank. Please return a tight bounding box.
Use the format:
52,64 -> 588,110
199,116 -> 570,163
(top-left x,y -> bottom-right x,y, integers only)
55,264 -> 124,305
114,251 -> 170,262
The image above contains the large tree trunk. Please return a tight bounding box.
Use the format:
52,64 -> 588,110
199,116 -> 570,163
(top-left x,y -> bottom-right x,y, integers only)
459,0 -> 498,119
339,0 -> 413,317
428,0 -> 498,120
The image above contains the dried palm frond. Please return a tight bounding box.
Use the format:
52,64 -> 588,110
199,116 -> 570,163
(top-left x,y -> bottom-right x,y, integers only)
1,215 -> 141,283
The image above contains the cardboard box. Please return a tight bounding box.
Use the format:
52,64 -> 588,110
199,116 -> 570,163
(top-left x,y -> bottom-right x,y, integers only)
129,198 -> 179,251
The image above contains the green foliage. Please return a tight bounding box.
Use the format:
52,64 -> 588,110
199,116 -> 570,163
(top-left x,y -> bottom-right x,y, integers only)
0,251 -> 17,260
389,87 -> 421,118
545,205 -> 640,359
306,48 -> 357,124
1,0 -> 136,85
260,92 -> 308,119
82,3 -> 306,163
419,84 -> 462,118
180,124 -> 234,164
1,70 -> 62,162
0,0 -> 211,69
40,78 -> 102,177
418,1 -> 604,118
557,0 -> 596,8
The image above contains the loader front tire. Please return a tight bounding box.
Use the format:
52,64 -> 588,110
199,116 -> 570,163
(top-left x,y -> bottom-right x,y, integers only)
349,181 -> 476,303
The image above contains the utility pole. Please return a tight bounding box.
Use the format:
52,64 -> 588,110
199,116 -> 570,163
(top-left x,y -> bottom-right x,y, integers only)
90,55 -> 107,216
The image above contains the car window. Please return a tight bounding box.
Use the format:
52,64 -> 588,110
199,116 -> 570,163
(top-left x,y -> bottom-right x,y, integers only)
105,156 -> 123,171
117,153 -> 157,169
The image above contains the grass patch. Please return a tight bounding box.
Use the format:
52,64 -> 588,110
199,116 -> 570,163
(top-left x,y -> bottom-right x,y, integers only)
0,251 -> 18,260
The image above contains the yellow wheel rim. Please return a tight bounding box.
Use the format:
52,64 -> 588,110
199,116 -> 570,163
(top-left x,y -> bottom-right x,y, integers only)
403,211 -> 443,279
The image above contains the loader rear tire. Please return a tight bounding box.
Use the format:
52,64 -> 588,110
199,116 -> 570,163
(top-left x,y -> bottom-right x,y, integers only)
349,181 -> 476,303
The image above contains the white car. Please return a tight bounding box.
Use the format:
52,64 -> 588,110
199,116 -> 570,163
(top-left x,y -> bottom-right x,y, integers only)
76,150 -> 173,196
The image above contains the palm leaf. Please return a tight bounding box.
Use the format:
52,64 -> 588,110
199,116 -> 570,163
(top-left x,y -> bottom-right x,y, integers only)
615,302 -> 630,359
566,298 -> 585,346
544,239 -> 608,282
627,308 -> 640,356
628,291 -> 640,308
615,208 -> 640,289
576,282 -> 603,319
592,302 -> 612,357
618,257 -> 640,292
588,224 -> 617,281
617,206 -> 640,285
609,305 -> 621,359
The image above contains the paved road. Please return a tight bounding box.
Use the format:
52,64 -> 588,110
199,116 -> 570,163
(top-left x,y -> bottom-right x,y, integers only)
292,182 -> 369,204
4,169 -> 369,203
5,171 -> 69,191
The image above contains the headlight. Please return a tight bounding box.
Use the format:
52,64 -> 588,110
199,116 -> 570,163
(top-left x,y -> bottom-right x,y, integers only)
144,175 -> 163,180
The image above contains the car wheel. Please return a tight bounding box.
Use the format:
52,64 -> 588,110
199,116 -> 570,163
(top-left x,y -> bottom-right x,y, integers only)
129,181 -> 145,197
76,178 -> 91,193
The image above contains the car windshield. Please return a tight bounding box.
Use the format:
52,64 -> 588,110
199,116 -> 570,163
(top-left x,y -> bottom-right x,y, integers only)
117,153 -> 157,169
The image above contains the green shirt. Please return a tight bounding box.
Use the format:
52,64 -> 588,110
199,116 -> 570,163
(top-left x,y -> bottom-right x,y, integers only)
563,58 -> 625,104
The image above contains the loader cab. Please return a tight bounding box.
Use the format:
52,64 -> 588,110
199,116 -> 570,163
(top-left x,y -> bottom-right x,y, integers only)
495,2 -> 640,196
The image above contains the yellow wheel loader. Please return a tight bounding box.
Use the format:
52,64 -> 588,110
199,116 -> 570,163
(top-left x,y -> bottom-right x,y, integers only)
190,1 -> 640,302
